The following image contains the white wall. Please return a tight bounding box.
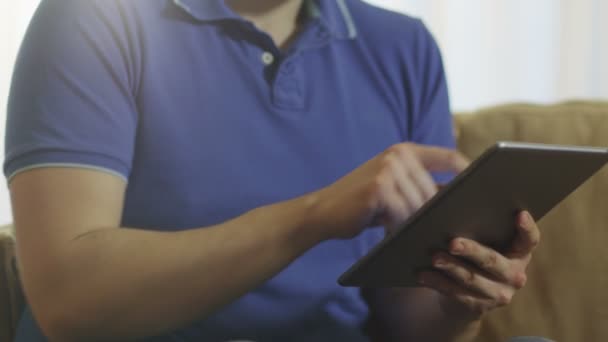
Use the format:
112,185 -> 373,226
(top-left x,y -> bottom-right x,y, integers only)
366,0 -> 608,111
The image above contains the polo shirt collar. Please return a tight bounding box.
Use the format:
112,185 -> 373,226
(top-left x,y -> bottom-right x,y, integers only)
171,0 -> 357,40
171,0 -> 239,21
311,0 -> 357,40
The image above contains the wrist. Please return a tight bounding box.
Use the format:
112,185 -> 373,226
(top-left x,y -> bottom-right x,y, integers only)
253,191 -> 330,254
292,191 -> 333,243
438,295 -> 483,341
450,319 -> 482,342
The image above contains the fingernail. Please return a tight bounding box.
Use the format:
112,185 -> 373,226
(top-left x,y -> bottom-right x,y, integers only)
451,240 -> 464,255
521,212 -> 533,227
434,259 -> 446,268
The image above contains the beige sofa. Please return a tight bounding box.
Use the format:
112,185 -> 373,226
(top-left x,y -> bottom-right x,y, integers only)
1,101 -> 608,341
456,102 -> 608,342
0,224 -> 22,341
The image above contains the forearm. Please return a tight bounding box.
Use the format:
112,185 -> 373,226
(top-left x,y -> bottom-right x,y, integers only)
366,288 -> 481,342
13,144 -> 471,341
30,194 -> 323,340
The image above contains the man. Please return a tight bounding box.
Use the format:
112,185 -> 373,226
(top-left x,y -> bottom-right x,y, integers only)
6,0 -> 539,341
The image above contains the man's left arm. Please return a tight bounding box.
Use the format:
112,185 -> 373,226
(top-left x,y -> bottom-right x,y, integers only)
363,18 -> 540,341
365,211 -> 540,341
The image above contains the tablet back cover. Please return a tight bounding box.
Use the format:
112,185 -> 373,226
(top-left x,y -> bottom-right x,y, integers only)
339,142 -> 608,287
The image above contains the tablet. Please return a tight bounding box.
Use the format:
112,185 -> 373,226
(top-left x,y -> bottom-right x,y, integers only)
338,142 -> 608,287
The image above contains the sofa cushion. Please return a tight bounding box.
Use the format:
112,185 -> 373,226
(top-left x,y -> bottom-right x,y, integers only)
454,101 -> 608,342
0,225 -> 23,342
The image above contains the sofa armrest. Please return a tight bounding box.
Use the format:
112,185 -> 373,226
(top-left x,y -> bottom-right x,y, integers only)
0,224 -> 24,342
0,225 -> 14,237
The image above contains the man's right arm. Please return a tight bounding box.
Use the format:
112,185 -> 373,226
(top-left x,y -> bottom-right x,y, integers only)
11,167 -> 326,341
11,143 -> 467,340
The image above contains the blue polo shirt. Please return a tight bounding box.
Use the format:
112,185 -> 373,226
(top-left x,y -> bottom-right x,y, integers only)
6,0 -> 455,340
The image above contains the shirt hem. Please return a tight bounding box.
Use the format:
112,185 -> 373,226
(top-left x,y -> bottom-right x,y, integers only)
7,163 -> 128,184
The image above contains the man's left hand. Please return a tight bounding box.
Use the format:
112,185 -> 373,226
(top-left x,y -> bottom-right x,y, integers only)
418,210 -> 540,318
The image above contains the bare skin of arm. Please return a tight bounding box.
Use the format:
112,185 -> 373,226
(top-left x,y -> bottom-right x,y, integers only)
11,143 -> 467,341
367,211 -> 541,342
365,287 -> 482,341
12,168 -> 326,340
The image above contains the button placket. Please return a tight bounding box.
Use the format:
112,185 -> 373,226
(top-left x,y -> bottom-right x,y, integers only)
283,60 -> 296,73
272,55 -> 304,110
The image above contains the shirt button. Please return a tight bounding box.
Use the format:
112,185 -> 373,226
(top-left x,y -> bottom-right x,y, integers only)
261,51 -> 275,65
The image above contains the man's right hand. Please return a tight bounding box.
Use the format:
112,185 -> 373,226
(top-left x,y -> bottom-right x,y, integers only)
311,143 -> 469,240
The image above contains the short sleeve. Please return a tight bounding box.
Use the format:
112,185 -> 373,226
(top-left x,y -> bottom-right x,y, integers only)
409,20 -> 456,184
4,0 -> 140,182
